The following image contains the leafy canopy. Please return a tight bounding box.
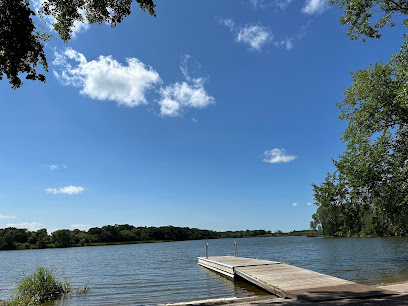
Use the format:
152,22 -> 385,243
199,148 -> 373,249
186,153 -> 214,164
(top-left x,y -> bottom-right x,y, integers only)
0,0 -> 156,89
312,1 -> 408,236
330,0 -> 408,41
0,0 -> 49,89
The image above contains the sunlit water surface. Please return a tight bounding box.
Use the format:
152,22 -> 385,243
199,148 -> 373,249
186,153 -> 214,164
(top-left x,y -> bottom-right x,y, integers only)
1,236 -> 408,305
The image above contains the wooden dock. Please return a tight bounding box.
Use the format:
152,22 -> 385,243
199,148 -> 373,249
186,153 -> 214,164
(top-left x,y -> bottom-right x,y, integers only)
198,256 -> 395,302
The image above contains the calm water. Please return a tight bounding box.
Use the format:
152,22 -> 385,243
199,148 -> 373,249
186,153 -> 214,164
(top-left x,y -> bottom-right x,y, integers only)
1,236 -> 408,305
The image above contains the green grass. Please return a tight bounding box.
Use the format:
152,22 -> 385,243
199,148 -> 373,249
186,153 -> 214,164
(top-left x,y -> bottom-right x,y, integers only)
9,267 -> 89,306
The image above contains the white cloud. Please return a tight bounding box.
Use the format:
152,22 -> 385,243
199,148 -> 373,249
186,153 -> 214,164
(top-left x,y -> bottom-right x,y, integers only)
45,185 -> 85,195
159,81 -> 215,117
302,0 -> 328,14
219,18 -> 235,31
297,21 -> 312,39
70,224 -> 90,230
308,202 -> 313,206
159,97 -> 181,116
7,222 -> 46,231
53,48 -> 161,107
292,202 -> 298,207
236,25 -> 272,50
53,49 -> 214,117
158,56 -> 215,117
249,0 -> 261,7
250,0 -> 293,10
275,0 -> 293,10
275,38 -> 294,50
219,19 -> 296,51
262,148 -> 296,164
0,214 -> 16,219
42,164 -> 67,170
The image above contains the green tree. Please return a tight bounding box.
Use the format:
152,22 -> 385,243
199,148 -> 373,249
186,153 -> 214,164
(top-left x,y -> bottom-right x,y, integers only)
71,229 -> 88,245
36,231 -> 50,249
41,0 -> 156,43
1,0 -> 156,89
27,228 -> 49,248
330,0 -> 408,41
312,2 -> 408,236
51,229 -> 73,248
0,0 -> 49,89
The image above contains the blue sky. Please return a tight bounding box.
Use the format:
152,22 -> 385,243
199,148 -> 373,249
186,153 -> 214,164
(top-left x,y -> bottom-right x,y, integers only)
0,0 -> 405,232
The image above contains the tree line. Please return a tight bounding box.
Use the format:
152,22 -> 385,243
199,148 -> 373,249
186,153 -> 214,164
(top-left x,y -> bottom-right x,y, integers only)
311,1 -> 408,237
0,225 -> 276,250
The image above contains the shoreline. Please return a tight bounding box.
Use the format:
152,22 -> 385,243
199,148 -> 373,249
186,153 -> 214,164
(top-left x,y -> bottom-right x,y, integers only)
3,235 -> 408,253
2,281 -> 407,305
164,281 -> 408,305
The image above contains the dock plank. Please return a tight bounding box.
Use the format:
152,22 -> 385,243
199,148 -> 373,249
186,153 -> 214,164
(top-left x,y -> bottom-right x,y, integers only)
198,256 -> 395,302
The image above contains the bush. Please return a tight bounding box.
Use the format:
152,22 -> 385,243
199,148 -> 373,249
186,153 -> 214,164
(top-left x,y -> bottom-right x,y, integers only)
10,267 -> 73,305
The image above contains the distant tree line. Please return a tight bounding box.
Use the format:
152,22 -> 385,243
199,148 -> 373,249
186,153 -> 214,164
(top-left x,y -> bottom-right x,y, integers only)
0,225 -> 278,251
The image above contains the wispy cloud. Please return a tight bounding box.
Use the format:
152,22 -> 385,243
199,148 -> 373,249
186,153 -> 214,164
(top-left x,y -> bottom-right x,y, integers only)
250,0 -> 293,10
236,25 -> 272,51
307,202 -> 314,206
292,202 -> 298,207
302,0 -> 328,14
45,185 -> 85,195
7,222 -> 45,231
53,48 -> 161,107
158,55 -> 215,117
218,18 -> 235,31
42,164 -> 67,170
275,0 -> 293,10
262,148 -> 296,164
70,224 -> 90,230
219,19 -> 272,51
274,37 -> 294,50
249,0 -> 262,8
220,19 -> 298,51
0,214 -> 16,219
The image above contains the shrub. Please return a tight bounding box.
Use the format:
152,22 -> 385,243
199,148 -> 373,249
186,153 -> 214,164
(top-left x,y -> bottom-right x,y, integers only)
11,267 -> 72,305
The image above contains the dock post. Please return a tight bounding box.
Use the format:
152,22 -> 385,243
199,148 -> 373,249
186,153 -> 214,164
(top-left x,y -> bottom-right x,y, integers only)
234,242 -> 238,257
206,243 -> 208,258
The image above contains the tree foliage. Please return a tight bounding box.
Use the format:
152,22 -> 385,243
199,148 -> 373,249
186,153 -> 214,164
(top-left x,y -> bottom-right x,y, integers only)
312,4 -> 408,236
0,0 -> 156,88
41,0 -> 156,43
0,0 -> 49,89
312,48 -> 408,236
330,0 -> 408,41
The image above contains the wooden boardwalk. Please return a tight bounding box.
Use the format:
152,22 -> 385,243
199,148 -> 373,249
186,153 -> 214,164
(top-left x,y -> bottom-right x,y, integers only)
198,256 -> 395,302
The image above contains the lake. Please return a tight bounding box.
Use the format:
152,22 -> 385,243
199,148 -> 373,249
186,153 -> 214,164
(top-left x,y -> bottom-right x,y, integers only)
1,236 -> 408,305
